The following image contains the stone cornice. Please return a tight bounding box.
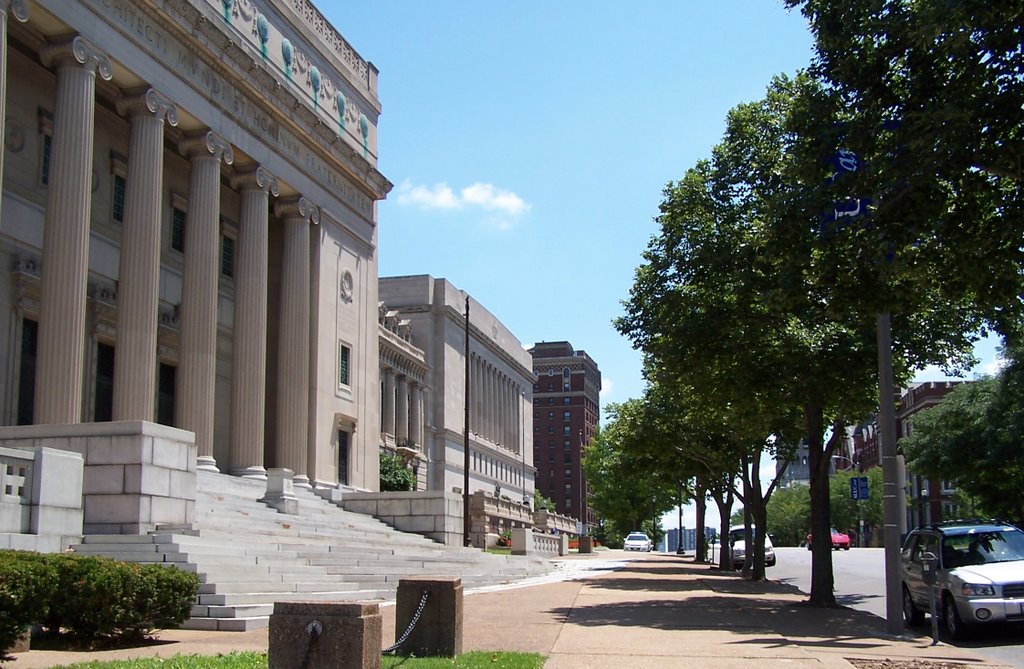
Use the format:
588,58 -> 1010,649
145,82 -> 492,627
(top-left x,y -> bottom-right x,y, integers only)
157,0 -> 392,201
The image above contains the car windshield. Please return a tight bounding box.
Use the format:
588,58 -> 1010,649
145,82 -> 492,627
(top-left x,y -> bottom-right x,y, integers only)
626,533 -> 647,541
941,530 -> 1024,567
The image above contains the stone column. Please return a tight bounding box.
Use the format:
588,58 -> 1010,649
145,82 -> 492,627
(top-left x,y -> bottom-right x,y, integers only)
382,368 -> 395,436
0,0 -> 27,226
395,375 -> 408,445
229,166 -> 278,478
112,89 -> 178,421
34,37 -> 112,424
409,382 -> 422,448
275,197 -> 318,489
177,131 -> 233,471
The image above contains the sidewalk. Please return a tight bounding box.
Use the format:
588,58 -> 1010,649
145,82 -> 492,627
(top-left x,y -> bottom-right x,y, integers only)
4,552 -> 1009,668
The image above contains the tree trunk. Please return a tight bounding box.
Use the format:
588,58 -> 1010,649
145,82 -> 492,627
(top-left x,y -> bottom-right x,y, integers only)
695,478 -> 707,562
807,402 -> 836,606
711,482 -> 734,570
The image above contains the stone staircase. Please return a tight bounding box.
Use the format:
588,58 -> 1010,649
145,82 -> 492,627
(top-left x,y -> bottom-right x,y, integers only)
70,471 -> 556,630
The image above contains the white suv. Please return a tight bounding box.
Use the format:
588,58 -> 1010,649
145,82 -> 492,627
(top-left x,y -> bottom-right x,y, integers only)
729,526 -> 776,570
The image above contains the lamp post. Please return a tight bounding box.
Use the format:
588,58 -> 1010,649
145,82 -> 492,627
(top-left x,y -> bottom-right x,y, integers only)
462,293 -> 471,547
676,482 -> 685,554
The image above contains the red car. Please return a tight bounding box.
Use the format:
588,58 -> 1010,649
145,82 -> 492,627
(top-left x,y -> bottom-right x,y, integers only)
806,528 -> 851,550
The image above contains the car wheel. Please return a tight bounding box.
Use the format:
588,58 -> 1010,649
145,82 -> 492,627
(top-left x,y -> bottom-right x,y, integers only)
902,586 -> 924,627
942,593 -> 968,640
844,546 -> 850,550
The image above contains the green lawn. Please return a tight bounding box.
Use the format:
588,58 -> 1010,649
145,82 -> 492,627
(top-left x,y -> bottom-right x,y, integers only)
43,651 -> 546,669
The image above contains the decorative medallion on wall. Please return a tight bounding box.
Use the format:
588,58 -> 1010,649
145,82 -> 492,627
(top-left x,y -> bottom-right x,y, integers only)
5,119 -> 23,153
255,14 -> 269,58
281,39 -> 293,80
339,270 -> 354,302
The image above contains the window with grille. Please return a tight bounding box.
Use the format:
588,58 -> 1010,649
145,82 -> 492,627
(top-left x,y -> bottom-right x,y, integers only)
220,234 -> 235,278
338,343 -> 351,387
112,174 -> 126,222
171,207 -> 186,252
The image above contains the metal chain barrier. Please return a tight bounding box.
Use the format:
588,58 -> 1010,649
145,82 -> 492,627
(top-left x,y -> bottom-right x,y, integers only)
383,589 -> 430,654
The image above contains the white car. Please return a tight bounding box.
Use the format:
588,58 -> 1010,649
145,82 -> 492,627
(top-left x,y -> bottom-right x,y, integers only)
729,526 -> 776,570
624,532 -> 653,552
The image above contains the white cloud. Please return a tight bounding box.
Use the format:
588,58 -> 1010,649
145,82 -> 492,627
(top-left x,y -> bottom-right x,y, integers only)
395,180 -> 459,210
395,179 -> 530,218
599,378 -> 614,399
983,356 -> 1008,376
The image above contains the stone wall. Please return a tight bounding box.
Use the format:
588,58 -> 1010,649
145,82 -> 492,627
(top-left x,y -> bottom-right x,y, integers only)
342,490 -> 462,545
0,421 -> 196,535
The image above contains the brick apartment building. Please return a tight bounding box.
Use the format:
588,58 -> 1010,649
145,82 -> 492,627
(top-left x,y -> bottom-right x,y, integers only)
529,341 -> 601,530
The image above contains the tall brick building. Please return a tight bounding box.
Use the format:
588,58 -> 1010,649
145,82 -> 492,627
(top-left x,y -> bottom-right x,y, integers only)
529,341 -> 601,530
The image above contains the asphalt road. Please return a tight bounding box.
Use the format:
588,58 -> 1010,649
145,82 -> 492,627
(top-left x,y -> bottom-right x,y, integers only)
771,546 -> 1024,668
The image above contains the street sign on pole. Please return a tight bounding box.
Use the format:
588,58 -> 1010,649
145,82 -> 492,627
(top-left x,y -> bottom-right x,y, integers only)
858,476 -> 868,500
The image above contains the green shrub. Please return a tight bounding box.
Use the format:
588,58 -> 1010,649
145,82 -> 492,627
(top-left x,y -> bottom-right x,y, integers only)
379,452 -> 415,491
0,550 -> 199,649
0,551 -> 57,655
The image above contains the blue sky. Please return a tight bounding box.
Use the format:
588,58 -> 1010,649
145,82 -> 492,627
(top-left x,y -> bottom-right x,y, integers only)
326,1 -> 1003,413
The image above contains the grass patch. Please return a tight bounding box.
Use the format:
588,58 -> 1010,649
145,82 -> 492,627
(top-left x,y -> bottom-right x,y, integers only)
43,651 -> 546,669
484,547 -> 512,555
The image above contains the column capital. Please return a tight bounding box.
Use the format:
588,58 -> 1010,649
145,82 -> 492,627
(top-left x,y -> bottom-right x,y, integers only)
41,36 -> 112,81
6,0 -> 29,22
179,130 -> 234,165
231,165 -> 279,196
116,88 -> 179,126
275,196 -> 320,225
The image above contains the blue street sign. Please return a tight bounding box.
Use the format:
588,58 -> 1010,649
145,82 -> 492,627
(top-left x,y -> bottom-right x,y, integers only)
849,476 -> 869,500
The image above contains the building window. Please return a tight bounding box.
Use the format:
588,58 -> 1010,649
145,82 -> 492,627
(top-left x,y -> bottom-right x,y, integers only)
564,453 -> 572,464
338,343 -> 351,387
562,425 -> 571,435
170,194 -> 187,253
563,411 -> 570,421
548,440 -> 554,448
564,484 -> 572,494
564,439 -> 571,450
562,367 -> 570,378
220,233 -> 235,278
548,453 -> 554,463
563,382 -> 570,391
111,174 -> 126,222
547,411 -> 553,419
941,480 -> 956,493
563,397 -> 570,405
548,369 -> 554,376
38,109 -> 53,186
564,468 -> 572,477
547,426 -> 554,434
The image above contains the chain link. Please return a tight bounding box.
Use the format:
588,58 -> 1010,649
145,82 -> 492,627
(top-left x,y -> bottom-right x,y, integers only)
383,589 -> 430,654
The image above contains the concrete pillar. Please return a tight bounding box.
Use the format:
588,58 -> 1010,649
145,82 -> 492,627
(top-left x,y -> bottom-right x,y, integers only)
229,166 -> 278,478
269,601 -> 381,669
0,0 -> 28,228
275,197 -> 318,489
395,375 -> 408,445
177,131 -> 233,471
112,89 -> 178,421
382,368 -> 395,436
34,36 -> 112,424
394,577 -> 463,658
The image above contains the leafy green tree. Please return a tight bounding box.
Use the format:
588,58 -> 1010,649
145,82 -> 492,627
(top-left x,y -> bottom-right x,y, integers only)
900,352 -> 1024,523
618,72 -> 978,602
828,468 -> 883,543
581,410 -> 677,540
785,0 -> 1024,341
765,485 -> 810,547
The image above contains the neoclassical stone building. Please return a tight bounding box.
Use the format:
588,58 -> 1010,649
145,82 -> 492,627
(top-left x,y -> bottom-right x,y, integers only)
0,0 -> 388,491
379,275 -> 536,504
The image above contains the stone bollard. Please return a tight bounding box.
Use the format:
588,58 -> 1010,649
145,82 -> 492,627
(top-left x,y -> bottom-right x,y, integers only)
260,468 -> 299,514
268,601 -> 381,669
394,577 -> 462,657
578,536 -> 594,554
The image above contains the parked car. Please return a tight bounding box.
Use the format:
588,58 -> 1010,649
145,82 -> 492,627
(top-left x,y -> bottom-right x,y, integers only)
901,522 -> 1024,639
806,528 -> 851,550
623,532 -> 652,552
728,526 -> 776,570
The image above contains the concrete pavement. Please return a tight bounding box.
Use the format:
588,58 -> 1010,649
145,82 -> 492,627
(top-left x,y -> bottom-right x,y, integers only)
4,551 -> 1009,668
